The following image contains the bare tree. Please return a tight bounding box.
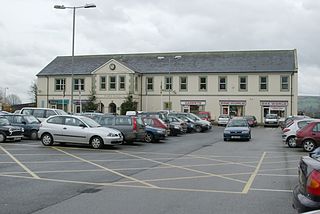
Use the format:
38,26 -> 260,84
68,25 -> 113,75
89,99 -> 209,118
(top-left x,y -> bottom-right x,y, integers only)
6,94 -> 22,105
29,80 -> 38,103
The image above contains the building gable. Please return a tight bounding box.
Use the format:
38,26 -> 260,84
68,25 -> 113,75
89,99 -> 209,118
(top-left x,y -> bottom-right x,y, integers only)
92,59 -> 136,75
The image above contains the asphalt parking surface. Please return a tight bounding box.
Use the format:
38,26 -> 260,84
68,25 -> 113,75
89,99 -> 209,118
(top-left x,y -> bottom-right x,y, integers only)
0,127 -> 305,214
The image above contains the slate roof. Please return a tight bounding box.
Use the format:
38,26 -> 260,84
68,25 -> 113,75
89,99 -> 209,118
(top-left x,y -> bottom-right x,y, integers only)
37,50 -> 297,76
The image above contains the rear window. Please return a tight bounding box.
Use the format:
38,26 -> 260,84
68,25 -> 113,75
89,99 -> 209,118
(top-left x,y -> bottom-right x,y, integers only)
33,109 -> 45,118
297,121 -> 310,129
266,114 -> 278,119
47,116 -> 64,124
115,117 -> 132,125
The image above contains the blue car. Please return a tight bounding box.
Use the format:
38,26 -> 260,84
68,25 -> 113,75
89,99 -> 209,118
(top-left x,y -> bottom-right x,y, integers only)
144,125 -> 166,143
223,117 -> 251,141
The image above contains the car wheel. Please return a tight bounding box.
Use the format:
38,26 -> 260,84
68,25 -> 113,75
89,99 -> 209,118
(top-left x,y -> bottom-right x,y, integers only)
0,133 -> 6,143
287,136 -> 297,148
30,130 -> 38,140
195,126 -> 202,133
91,136 -> 104,149
303,139 -> 316,152
145,132 -> 154,143
41,133 -> 53,146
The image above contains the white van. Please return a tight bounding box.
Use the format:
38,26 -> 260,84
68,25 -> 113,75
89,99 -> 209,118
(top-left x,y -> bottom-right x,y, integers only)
20,107 -> 68,122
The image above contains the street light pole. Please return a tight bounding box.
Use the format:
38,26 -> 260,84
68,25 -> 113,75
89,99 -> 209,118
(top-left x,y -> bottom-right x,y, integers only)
157,56 -> 181,111
54,3 -> 96,113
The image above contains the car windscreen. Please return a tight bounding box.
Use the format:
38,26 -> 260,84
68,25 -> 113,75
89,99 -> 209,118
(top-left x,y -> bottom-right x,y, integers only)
187,113 -> 201,121
227,120 -> 248,127
81,117 -> 101,128
266,114 -> 278,119
24,115 -> 40,124
0,118 -> 10,126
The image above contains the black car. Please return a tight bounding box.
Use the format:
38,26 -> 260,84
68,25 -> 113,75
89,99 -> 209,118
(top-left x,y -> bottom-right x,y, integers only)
293,148 -> 320,212
0,117 -> 24,143
2,114 -> 40,140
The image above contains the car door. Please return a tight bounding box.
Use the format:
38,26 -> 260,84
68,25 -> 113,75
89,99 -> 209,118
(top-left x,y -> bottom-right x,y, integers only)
311,122 -> 320,144
62,117 -> 88,144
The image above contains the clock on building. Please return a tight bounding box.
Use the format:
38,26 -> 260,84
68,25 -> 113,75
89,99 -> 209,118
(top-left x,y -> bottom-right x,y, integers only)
109,63 -> 116,70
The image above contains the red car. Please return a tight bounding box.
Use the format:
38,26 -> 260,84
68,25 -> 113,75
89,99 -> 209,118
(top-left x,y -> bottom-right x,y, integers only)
244,115 -> 257,127
197,111 -> 213,124
296,120 -> 320,152
142,117 -> 170,136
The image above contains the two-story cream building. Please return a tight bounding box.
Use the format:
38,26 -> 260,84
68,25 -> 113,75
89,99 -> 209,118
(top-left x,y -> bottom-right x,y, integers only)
36,49 -> 298,123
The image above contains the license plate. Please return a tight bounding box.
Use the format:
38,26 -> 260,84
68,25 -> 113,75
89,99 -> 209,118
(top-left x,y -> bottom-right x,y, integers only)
231,136 -> 240,139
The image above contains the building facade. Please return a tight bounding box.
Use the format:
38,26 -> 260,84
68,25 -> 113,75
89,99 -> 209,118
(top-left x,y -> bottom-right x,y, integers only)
36,50 -> 298,123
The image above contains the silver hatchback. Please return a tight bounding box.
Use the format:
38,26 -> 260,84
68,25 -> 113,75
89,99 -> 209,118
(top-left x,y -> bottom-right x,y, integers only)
39,115 -> 123,149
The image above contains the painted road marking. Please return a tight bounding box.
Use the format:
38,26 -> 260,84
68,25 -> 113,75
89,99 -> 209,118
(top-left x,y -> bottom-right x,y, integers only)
242,152 -> 266,193
0,146 -> 40,179
53,147 -> 158,188
117,150 -> 247,184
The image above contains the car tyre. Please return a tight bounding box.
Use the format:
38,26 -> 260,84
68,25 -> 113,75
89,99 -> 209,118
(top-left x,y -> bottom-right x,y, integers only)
145,132 -> 154,143
195,126 -> 202,133
41,133 -> 54,146
91,136 -> 104,149
30,130 -> 38,140
0,133 -> 6,143
303,139 -> 316,152
287,136 -> 297,148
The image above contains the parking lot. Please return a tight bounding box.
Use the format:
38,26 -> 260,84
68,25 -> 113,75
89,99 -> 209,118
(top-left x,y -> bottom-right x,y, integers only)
0,126 -> 304,214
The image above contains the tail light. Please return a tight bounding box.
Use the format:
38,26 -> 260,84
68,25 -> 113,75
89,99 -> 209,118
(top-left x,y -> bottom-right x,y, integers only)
307,170 -> 320,195
282,128 -> 290,133
132,118 -> 137,133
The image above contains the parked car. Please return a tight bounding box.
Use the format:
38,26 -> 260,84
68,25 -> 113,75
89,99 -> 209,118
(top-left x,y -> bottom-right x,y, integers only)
169,112 -> 211,132
282,118 -> 316,148
138,112 -> 168,122
170,114 -> 195,133
197,111 -> 213,124
2,114 -> 40,140
281,115 -> 310,130
142,117 -> 170,136
167,116 -> 187,135
296,120 -> 320,152
140,118 -> 166,143
217,114 -> 230,126
38,115 -> 123,149
264,114 -> 279,127
20,107 -> 68,122
0,110 -> 11,115
79,112 -> 104,119
223,117 -> 251,141
293,147 -> 320,212
92,115 -> 145,143
244,115 -> 257,127
0,117 -> 24,143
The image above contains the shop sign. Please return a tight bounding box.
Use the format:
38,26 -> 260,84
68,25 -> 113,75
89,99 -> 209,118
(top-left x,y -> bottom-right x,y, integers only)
49,99 -> 69,104
260,101 -> 288,107
180,100 -> 206,106
219,100 -> 246,106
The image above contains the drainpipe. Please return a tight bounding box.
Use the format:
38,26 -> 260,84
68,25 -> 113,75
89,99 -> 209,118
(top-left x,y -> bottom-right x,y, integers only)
140,75 -> 143,111
46,76 -> 49,108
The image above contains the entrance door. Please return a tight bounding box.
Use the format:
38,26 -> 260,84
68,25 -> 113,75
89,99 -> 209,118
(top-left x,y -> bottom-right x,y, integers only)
109,103 -> 116,114
190,105 -> 200,114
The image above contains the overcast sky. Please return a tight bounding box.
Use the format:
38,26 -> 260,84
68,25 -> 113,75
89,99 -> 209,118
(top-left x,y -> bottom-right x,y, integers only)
1,0 -> 319,102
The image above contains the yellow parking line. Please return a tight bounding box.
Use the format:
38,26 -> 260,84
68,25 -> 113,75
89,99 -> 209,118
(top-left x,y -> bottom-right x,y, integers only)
53,147 -> 158,188
0,146 -> 40,179
117,150 -> 247,184
0,173 -> 243,194
189,154 -> 257,168
242,152 -> 266,194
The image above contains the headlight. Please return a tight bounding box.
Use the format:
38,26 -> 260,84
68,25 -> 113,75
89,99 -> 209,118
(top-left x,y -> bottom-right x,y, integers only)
21,128 -> 24,132
174,125 -> 180,129
107,133 -> 117,137
242,130 -> 249,134
224,130 -> 230,134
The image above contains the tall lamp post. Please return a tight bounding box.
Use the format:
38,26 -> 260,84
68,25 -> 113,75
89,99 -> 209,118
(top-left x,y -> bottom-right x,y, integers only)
157,55 -> 181,111
4,87 -> 9,104
54,3 -> 96,113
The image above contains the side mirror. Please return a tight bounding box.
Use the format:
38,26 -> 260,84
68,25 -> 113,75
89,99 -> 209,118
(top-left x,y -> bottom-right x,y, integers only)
79,124 -> 86,128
